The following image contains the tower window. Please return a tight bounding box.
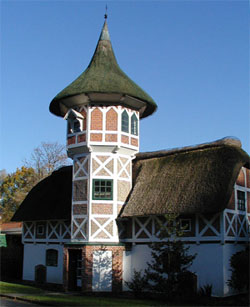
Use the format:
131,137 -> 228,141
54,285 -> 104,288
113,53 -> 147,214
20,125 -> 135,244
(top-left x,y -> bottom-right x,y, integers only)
237,190 -> 246,211
131,114 -> 138,136
68,118 -> 82,134
65,109 -> 84,134
121,110 -> 129,133
93,179 -> 113,200
46,249 -> 58,267
73,119 -> 81,133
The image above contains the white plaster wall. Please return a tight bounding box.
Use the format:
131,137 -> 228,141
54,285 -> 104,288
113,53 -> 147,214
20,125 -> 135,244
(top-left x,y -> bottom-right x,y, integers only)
222,244 -> 246,296
122,243 -> 246,297
23,244 -> 64,284
188,244 -> 224,297
123,244 -> 151,290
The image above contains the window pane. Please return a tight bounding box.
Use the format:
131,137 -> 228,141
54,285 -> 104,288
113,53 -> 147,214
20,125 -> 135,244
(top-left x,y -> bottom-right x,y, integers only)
46,249 -> 58,267
93,180 -> 113,200
237,191 -> 245,210
122,111 -> 129,133
131,114 -> 138,136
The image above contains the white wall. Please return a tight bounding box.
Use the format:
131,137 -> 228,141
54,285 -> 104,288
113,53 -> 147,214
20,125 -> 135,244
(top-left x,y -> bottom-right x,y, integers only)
188,243 -> 224,296
222,244 -> 246,296
123,244 -> 152,291
122,243 -> 246,297
23,244 -> 64,284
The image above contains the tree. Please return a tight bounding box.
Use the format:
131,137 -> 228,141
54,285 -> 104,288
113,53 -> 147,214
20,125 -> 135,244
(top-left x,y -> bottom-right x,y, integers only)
126,214 -> 197,298
0,169 -> 7,183
145,214 -> 197,297
24,142 -> 69,179
0,142 -> 69,223
0,167 -> 38,222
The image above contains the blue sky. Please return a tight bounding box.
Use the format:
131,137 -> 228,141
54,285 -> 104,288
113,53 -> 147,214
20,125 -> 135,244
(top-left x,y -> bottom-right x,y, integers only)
1,1 -> 249,174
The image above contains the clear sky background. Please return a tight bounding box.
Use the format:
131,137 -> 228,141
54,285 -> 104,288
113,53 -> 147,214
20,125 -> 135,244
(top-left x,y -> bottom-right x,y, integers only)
1,0 -> 249,174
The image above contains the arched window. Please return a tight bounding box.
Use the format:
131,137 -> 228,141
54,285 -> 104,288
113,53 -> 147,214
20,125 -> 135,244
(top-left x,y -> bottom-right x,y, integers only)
131,114 -> 138,136
46,249 -> 58,267
121,110 -> 129,133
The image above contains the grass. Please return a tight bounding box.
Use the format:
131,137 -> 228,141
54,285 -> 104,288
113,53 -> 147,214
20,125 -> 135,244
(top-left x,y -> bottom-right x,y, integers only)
0,281 -> 249,306
0,281 -> 165,306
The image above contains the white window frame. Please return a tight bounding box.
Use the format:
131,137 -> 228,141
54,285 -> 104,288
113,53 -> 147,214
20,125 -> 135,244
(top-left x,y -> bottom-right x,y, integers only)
64,109 -> 84,134
180,219 -> 191,232
236,189 -> 246,212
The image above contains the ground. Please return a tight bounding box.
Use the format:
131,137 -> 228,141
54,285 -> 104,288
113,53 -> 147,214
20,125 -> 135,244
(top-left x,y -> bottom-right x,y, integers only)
0,281 -> 249,306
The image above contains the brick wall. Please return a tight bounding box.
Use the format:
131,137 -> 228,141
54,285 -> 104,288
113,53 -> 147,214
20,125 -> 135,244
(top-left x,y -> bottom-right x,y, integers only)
106,108 -> 118,131
236,169 -> 245,186
63,245 -> 125,292
91,108 -> 103,130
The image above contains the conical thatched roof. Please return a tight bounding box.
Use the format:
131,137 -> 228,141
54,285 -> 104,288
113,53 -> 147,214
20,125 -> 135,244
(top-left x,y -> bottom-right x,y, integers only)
120,138 -> 250,217
49,21 -> 157,119
11,166 -> 72,222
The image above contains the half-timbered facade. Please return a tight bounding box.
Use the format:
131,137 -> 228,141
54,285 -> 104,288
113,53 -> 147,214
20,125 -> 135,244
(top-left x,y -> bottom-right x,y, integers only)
12,18 -> 249,297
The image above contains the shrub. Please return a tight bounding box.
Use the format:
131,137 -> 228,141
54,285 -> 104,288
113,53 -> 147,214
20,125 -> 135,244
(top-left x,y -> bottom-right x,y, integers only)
198,284 -> 213,297
125,270 -> 149,296
227,246 -> 249,291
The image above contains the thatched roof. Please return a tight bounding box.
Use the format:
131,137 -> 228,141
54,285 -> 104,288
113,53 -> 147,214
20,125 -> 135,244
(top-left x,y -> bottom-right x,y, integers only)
120,138 -> 250,217
12,138 -> 249,222
49,21 -> 157,119
11,166 -> 72,222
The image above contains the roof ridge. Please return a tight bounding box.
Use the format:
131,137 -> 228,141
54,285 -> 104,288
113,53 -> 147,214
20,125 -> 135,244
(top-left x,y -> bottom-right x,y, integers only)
136,137 -> 242,160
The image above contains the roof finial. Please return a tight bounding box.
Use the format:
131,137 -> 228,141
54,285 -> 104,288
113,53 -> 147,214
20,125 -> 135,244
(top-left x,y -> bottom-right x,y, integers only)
104,5 -> 108,20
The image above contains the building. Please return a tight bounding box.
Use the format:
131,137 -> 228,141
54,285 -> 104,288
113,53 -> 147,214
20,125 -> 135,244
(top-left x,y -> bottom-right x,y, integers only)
12,18 -> 249,296
0,222 -> 23,279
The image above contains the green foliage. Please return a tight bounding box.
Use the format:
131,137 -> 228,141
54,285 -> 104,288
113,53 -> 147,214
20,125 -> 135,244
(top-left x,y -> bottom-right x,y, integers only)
126,214 -> 197,298
0,142 -> 68,223
125,270 -> 149,296
0,167 -> 38,222
144,214 -> 197,297
227,246 -> 249,291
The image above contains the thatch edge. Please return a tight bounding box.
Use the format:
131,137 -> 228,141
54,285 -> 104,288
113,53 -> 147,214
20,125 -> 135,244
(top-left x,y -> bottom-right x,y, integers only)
136,137 -> 249,167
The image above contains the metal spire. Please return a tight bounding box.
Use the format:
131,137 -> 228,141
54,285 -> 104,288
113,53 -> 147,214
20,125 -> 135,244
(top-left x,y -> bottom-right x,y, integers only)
104,5 -> 108,20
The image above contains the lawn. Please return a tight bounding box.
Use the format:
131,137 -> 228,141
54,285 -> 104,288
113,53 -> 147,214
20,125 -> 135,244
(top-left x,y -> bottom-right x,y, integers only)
0,281 -> 249,306
0,281 -> 166,306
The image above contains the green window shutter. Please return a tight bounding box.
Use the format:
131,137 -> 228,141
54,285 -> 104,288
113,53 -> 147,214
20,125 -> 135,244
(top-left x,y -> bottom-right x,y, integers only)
0,234 -> 7,247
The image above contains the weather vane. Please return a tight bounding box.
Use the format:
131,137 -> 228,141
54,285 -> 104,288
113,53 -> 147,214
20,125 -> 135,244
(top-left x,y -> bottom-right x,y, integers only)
104,5 -> 108,19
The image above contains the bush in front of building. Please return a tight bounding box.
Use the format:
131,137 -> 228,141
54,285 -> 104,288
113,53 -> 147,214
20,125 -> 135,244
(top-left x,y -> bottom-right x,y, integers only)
227,246 -> 249,292
125,214 -> 197,299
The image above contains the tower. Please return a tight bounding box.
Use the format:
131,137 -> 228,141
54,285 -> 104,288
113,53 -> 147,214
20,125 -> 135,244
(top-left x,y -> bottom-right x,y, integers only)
49,18 -> 157,291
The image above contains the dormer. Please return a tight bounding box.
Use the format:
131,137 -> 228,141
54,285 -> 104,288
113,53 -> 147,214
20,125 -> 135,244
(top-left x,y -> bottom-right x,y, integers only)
64,109 -> 85,135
